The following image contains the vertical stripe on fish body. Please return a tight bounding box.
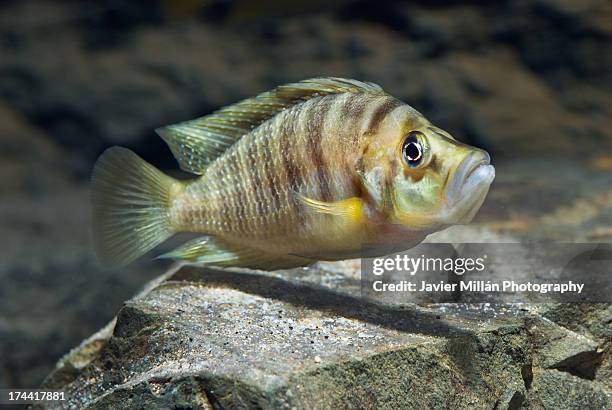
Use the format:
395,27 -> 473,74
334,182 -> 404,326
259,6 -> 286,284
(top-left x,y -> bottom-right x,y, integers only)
174,91 -> 403,256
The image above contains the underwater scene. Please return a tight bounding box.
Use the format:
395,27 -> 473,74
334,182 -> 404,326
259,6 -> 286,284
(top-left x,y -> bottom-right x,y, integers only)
0,0 -> 610,408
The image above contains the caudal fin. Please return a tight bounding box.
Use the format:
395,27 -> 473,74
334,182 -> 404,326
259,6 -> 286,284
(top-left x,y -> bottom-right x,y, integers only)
91,147 -> 181,266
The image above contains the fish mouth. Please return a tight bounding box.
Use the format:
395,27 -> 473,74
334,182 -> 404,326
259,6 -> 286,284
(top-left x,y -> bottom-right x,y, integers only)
444,150 -> 495,223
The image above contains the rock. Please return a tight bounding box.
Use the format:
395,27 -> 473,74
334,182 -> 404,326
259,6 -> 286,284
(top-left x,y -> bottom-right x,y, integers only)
527,316 -> 602,378
536,303 -> 612,388
2,0 -> 612,394
41,264 -> 610,409
528,369 -> 610,409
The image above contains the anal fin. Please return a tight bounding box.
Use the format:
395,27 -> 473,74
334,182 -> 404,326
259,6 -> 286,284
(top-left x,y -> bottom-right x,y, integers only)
158,237 -> 313,271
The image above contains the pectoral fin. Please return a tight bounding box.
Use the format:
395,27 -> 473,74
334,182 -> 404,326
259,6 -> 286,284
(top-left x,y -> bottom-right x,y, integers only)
158,236 -> 313,271
298,195 -> 366,224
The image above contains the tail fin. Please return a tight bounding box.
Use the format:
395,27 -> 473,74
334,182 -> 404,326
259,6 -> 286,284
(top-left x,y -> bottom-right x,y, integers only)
91,147 -> 181,266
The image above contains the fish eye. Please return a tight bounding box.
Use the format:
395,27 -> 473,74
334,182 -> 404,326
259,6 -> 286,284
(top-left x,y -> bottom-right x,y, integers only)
402,132 -> 425,168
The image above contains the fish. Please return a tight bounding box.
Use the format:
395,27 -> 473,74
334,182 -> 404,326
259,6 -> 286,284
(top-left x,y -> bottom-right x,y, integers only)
91,77 -> 495,270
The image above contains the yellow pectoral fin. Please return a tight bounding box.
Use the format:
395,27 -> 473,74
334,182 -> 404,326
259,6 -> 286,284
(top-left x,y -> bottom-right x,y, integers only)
298,195 -> 367,225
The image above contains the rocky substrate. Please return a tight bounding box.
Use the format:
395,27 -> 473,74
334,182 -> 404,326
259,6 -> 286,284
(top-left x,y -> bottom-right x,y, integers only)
2,0 -> 611,396
41,261 -> 610,409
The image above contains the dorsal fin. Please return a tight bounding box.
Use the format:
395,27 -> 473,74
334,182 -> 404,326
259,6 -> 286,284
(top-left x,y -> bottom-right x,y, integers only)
156,77 -> 386,174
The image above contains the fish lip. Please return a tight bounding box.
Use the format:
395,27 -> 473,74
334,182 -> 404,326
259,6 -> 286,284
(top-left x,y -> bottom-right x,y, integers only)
465,153 -> 491,180
446,150 -> 494,207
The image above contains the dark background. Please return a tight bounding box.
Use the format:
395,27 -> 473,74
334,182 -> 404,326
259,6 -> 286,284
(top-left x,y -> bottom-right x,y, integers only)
1,0 -> 611,388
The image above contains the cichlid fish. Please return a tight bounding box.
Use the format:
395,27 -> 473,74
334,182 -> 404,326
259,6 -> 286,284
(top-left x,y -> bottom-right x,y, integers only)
92,78 -> 495,270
